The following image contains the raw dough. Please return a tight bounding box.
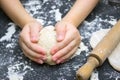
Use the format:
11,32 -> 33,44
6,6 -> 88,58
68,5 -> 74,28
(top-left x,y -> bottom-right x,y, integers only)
90,29 -> 110,48
38,26 -> 57,65
108,43 -> 120,71
90,29 -> 120,71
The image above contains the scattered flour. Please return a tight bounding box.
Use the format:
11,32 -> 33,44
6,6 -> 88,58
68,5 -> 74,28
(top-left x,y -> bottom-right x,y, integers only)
23,0 -> 42,16
6,43 -> 15,48
54,9 -> 62,21
104,71 -> 120,79
90,70 -> 99,80
42,0 -> 49,4
36,18 -> 45,25
0,23 -> 16,42
7,63 -> 33,80
99,16 -> 117,25
71,40 -> 89,59
0,22 -> 33,80
23,0 -> 63,25
81,16 -> 117,39
36,14 -> 62,26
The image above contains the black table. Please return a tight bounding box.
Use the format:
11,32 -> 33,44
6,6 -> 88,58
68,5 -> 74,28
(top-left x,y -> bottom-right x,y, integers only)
0,0 -> 120,80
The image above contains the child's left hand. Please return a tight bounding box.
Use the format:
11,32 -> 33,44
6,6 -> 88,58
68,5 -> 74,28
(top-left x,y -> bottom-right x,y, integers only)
51,21 -> 81,64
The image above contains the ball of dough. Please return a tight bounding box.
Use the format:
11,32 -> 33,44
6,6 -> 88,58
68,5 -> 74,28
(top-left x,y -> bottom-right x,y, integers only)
38,26 -> 57,65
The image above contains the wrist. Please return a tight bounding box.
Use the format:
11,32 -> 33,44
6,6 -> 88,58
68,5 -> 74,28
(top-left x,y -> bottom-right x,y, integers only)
60,19 -> 79,28
22,18 -> 35,27
20,18 -> 37,28
61,16 -> 82,28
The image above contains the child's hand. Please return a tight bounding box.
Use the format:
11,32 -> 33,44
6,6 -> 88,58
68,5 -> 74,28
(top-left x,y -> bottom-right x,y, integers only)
51,21 -> 81,64
19,21 -> 46,64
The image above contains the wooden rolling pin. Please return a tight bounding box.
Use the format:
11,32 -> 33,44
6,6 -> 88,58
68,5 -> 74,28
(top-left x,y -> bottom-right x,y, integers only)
76,20 -> 120,80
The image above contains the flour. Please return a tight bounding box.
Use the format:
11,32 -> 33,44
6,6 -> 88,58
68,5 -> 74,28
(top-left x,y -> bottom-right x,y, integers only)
0,21 -> 33,80
23,0 -> 42,16
43,0 -> 49,4
71,40 -> 89,59
0,23 -> 16,42
23,0 -> 63,26
7,63 -> 33,80
6,43 -> 15,48
104,71 -> 120,79
54,9 -> 62,21
81,16 -> 117,39
90,70 -> 99,80
36,18 -> 45,25
36,8 -> 62,25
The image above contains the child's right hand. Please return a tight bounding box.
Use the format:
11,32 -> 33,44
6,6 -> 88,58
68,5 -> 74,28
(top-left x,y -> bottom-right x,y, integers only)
19,21 -> 46,64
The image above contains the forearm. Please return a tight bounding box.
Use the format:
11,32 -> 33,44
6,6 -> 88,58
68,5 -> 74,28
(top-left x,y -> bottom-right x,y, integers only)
0,0 -> 35,28
62,0 -> 99,27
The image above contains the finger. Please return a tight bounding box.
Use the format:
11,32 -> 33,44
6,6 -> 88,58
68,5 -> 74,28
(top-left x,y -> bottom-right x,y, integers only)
52,39 -> 78,62
56,46 -> 78,64
30,22 -> 43,43
19,39 -> 44,64
55,22 -> 66,41
20,29 -> 46,55
19,38 -> 46,60
51,28 -> 75,54
22,50 -> 44,64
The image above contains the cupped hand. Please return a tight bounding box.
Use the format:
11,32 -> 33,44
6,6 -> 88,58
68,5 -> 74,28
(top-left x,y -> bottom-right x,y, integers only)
19,21 -> 46,64
51,21 -> 81,64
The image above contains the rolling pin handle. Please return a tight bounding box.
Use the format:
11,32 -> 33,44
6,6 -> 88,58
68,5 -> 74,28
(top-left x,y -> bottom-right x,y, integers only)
76,57 -> 99,80
89,53 -> 103,66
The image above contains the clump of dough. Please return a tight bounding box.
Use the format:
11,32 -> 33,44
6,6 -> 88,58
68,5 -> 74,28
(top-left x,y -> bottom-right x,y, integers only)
38,26 -> 57,65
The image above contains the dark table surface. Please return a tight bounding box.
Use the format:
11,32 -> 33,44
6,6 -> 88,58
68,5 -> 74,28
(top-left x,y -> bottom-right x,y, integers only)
0,0 -> 120,80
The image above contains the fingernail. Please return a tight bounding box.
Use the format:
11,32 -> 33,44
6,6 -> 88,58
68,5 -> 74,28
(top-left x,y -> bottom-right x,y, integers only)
51,50 -> 57,55
31,36 -> 37,42
57,60 -> 61,64
52,57 -> 57,61
40,51 -> 46,55
57,59 -> 65,64
42,56 -> 46,60
60,60 -> 65,63
57,35 -> 63,41
38,60 -> 43,64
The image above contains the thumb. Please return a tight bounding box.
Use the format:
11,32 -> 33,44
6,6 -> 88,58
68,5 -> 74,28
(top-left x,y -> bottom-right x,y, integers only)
55,22 -> 66,42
